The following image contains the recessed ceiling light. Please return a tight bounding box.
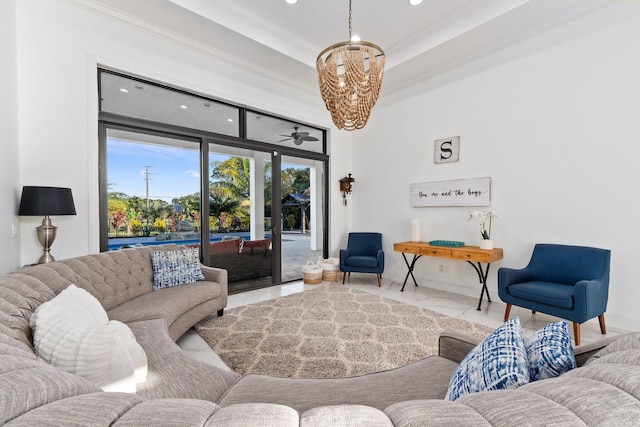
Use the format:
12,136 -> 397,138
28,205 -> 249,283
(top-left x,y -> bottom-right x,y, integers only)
227,118 -> 234,122
204,102 -> 210,107
180,105 -> 188,109
285,0 -> 297,4
409,0 -> 423,5
119,88 -> 129,93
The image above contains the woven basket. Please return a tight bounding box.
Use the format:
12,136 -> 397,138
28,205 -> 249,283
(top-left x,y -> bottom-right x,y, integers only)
322,270 -> 340,282
321,257 -> 340,282
302,261 -> 323,285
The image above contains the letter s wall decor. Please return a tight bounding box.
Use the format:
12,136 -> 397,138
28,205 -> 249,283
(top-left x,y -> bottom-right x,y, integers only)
434,136 -> 460,164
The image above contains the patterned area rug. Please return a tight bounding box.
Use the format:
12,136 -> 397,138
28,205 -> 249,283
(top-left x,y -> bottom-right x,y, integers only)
195,284 -> 493,379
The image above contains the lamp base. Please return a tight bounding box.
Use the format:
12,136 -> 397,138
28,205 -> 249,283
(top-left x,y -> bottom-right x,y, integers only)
36,216 -> 57,264
38,251 -> 56,264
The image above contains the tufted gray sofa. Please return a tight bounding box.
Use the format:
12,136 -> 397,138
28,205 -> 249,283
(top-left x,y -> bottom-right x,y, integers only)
1,245 -> 639,426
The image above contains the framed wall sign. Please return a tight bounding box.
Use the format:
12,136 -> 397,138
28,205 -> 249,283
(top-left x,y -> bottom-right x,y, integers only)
410,177 -> 491,207
434,136 -> 460,164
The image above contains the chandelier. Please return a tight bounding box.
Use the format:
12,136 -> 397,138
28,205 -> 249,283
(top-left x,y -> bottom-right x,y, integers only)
316,0 -> 385,131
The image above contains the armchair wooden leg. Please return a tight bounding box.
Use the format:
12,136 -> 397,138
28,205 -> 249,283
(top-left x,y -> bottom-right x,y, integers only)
342,272 -> 346,285
377,274 -> 381,287
503,304 -> 512,322
598,314 -> 607,335
573,322 -> 580,346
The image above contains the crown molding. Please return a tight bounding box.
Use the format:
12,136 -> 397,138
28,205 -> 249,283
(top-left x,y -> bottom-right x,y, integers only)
58,0 -> 318,97
386,0 -> 531,69
380,0 -> 614,106
169,0 -> 319,67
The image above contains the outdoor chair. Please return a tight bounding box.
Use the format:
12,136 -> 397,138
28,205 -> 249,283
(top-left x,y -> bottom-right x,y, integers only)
340,232 -> 384,287
498,243 -> 611,346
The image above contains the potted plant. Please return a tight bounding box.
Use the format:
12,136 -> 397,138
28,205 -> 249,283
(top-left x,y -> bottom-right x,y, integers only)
468,209 -> 497,249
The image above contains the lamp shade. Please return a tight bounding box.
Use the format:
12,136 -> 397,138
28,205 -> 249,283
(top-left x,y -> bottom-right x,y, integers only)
18,186 -> 76,216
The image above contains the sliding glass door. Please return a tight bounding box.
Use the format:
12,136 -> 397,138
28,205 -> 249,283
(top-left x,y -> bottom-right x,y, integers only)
104,128 -> 202,251
203,147 -> 325,289
101,127 -> 326,291
279,155 -> 324,282
98,68 -> 329,292
205,144 -> 274,292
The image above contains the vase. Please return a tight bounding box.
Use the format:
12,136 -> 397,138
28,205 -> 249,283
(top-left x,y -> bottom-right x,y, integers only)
479,239 -> 493,250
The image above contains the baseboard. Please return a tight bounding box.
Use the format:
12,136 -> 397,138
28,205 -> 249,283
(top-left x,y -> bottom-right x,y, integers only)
385,273 -> 640,334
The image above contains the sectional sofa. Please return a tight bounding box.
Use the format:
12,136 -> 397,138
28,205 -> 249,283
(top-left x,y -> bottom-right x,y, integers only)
1,245 -> 639,426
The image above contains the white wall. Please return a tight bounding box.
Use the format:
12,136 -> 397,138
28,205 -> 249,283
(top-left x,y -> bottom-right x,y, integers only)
14,0 -> 352,269
352,2 -> 640,330
0,0 -> 21,272
327,128 -> 354,256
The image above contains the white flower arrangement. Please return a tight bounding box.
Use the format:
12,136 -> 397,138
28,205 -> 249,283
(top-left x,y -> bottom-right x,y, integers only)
468,209 -> 497,240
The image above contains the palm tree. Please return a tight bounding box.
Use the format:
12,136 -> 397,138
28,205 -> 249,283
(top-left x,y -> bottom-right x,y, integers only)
211,157 -> 251,199
209,193 -> 241,232
209,193 -> 240,217
147,199 -> 173,221
210,157 -> 255,232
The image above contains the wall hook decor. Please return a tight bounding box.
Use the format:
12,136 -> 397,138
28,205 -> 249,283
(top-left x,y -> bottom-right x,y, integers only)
339,173 -> 355,206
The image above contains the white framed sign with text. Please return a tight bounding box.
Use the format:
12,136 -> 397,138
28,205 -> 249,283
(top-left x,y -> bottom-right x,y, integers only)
411,177 -> 491,207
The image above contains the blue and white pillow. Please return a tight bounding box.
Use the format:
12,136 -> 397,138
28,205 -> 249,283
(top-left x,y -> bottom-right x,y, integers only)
445,317 -> 529,401
151,248 -> 205,290
526,321 -> 576,381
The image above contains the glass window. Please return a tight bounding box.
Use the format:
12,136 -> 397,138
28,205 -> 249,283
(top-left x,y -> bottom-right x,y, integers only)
101,72 -> 240,137
106,129 -> 202,250
99,69 -> 329,290
203,145 -> 273,285
280,155 -> 324,282
246,112 -> 324,154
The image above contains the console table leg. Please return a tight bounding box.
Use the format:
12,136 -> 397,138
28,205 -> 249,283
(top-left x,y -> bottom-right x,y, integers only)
467,261 -> 492,310
400,253 -> 421,292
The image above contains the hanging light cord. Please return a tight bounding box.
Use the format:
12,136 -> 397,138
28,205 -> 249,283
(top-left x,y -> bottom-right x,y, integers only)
348,0 -> 352,41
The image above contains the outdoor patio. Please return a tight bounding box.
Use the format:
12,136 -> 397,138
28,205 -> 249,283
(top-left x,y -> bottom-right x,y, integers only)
229,231 -> 323,293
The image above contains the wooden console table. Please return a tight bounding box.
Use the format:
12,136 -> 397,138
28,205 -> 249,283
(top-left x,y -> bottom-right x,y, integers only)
393,241 -> 504,311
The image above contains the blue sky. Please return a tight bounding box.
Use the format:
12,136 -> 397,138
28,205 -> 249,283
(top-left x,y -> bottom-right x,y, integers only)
107,139 -> 224,202
107,139 -> 304,203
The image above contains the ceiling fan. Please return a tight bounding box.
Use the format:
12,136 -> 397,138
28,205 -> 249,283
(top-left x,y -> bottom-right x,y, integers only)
277,126 -> 319,145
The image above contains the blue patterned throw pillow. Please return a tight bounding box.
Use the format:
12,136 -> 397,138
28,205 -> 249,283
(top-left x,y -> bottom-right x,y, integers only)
445,317 -> 529,401
526,321 -> 576,381
151,248 -> 205,290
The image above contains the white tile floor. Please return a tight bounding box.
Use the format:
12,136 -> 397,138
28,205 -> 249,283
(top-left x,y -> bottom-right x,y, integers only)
177,274 -> 629,370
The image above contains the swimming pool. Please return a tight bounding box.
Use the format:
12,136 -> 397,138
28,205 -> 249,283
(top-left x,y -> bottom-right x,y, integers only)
107,235 -> 255,251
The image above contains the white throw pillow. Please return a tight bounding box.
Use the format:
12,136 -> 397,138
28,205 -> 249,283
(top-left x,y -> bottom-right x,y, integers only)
30,282 -> 108,329
30,284 -> 147,392
108,320 -> 148,383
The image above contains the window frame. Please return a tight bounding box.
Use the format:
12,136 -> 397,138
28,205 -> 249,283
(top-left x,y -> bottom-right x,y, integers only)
97,69 -> 330,282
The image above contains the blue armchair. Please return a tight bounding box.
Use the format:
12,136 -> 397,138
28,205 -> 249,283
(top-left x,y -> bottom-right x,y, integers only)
340,232 -> 384,287
498,243 -> 611,345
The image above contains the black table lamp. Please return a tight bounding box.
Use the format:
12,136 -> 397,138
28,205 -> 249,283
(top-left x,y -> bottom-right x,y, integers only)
19,186 -> 76,264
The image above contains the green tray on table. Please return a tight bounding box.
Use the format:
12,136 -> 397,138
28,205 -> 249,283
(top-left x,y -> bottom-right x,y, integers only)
428,240 -> 465,247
